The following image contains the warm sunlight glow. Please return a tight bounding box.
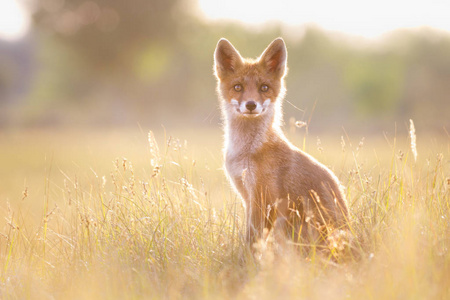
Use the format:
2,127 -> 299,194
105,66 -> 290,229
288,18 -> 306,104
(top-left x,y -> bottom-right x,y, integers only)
198,0 -> 450,38
0,0 -> 30,40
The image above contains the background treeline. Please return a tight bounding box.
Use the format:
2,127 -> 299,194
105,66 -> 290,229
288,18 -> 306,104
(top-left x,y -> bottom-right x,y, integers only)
0,0 -> 449,132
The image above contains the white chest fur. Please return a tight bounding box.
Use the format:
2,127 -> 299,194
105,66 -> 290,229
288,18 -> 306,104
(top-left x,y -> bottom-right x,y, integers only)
224,148 -> 257,201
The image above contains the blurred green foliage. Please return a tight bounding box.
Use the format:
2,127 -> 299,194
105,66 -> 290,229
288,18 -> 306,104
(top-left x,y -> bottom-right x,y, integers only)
344,53 -> 404,115
1,0 -> 449,131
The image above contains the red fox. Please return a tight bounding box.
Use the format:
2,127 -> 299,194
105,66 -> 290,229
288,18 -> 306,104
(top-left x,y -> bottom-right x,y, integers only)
214,38 -> 350,247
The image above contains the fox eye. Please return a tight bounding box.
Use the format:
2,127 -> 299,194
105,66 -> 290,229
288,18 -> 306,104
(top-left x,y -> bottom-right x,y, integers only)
260,84 -> 269,92
234,84 -> 242,92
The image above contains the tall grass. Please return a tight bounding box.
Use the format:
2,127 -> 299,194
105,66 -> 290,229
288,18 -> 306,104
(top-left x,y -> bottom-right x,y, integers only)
0,127 -> 449,299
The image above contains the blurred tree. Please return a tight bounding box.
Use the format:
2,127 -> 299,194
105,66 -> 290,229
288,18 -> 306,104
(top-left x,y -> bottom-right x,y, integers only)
33,0 -> 182,75
30,0 -> 202,125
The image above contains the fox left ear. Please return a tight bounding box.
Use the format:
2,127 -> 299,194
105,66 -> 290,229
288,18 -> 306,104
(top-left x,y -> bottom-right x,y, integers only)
259,38 -> 287,78
214,38 -> 244,80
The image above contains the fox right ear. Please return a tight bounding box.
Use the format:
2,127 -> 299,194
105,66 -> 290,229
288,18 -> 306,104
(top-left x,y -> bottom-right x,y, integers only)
259,38 -> 287,79
214,39 -> 243,79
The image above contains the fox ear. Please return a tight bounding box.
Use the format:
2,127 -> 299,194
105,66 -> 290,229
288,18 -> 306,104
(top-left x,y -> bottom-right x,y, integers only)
214,39 -> 243,79
259,38 -> 287,78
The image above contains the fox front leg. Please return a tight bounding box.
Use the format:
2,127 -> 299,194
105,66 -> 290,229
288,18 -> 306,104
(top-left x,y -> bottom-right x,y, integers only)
245,200 -> 267,246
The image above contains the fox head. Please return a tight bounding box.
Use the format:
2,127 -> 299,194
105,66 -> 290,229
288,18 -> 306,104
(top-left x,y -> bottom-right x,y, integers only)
214,38 -> 287,120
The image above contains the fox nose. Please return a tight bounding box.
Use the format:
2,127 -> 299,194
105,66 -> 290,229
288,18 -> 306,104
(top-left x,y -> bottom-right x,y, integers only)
245,101 -> 257,112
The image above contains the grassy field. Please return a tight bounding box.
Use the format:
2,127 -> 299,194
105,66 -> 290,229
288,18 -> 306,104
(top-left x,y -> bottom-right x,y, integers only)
0,125 -> 449,299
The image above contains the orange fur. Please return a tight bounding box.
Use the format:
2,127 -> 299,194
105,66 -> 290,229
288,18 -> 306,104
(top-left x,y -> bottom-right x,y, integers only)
214,38 -> 349,246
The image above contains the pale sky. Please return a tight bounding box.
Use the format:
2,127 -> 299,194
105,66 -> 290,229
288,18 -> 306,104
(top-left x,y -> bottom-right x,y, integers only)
0,0 -> 29,40
1,0 -> 450,40
197,0 -> 450,38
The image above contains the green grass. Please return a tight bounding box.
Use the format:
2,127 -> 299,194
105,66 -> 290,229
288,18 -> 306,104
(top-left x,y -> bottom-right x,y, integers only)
0,126 -> 449,299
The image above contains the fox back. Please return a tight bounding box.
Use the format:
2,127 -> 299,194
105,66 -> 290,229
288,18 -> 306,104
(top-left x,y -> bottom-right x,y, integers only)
214,38 -> 349,245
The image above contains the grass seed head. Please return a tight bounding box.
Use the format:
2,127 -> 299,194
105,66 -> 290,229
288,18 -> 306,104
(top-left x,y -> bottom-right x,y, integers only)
148,131 -> 160,167
409,119 -> 418,162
